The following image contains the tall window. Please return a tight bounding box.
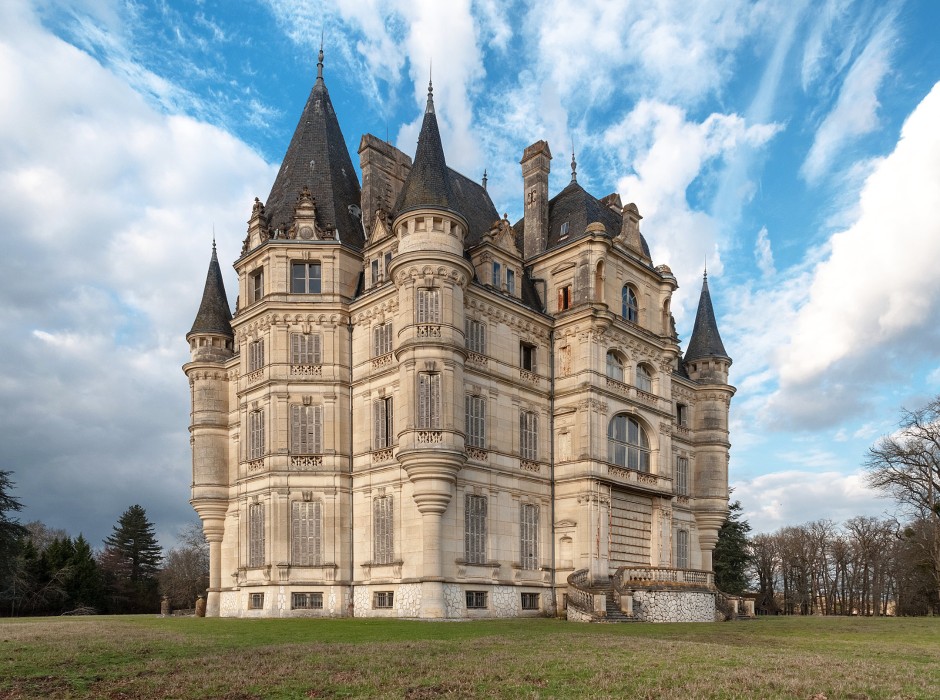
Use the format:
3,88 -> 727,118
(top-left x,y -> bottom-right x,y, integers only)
290,333 -> 321,365
248,409 -> 265,460
465,494 -> 487,564
676,456 -> 689,496
418,373 -> 441,429
290,405 -> 323,454
373,322 -> 392,357
558,285 -> 572,311
520,503 -> 539,570
416,288 -> 441,323
373,397 -> 394,449
291,262 -> 322,294
676,529 -> 689,569
248,339 -> 264,371
622,285 -> 638,322
248,502 -> 264,567
607,414 -> 650,472
371,258 -> 380,286
507,269 -> 516,295
291,501 -> 322,566
676,403 -> 688,427
520,411 -> 538,460
492,261 -> 501,287
250,269 -> 264,303
606,351 -> 624,382
520,343 -> 536,372
466,394 -> 486,448
373,495 -> 394,564
466,319 -> 486,354
636,364 -> 653,393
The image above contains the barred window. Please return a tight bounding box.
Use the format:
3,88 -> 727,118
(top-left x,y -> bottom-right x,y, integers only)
676,456 -> 689,496
373,397 -> 394,450
676,529 -> 689,569
636,364 -> 653,393
520,411 -> 538,460
465,494 -> 487,565
292,592 -> 323,609
290,333 -> 322,365
607,414 -> 650,472
248,502 -> 264,567
466,319 -> 486,354
520,503 -> 539,570
466,591 -> 487,609
291,500 -> 322,566
373,495 -> 394,564
248,409 -> 265,460
291,262 -> 321,294
416,288 -> 441,323
248,339 -> 264,371
373,322 -> 393,357
374,591 -> 394,608
418,373 -> 442,430
465,394 -> 486,448
290,405 -> 323,454
249,592 -> 264,609
521,592 -> 540,610
606,351 -> 624,382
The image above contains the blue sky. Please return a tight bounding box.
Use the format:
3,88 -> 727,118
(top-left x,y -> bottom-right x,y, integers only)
1,0 -> 938,548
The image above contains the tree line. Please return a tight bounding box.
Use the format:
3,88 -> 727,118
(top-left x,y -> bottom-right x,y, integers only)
0,482 -> 208,616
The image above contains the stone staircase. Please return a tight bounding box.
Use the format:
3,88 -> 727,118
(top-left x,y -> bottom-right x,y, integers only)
566,570 -> 635,622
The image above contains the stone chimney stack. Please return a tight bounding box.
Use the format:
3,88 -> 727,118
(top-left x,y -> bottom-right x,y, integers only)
521,140 -> 552,259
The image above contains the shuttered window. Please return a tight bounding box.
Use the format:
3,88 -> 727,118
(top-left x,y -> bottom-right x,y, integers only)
465,319 -> 486,354
418,373 -> 441,430
520,411 -> 538,460
465,494 -> 487,565
676,529 -> 689,569
248,339 -> 264,371
248,410 -> 265,460
676,456 -> 689,496
465,394 -> 486,448
290,405 -> 323,454
290,333 -> 322,364
372,322 -> 392,357
373,397 -> 394,449
520,503 -> 539,570
416,288 -> 441,323
373,495 -> 393,564
248,502 -> 264,567
291,500 -> 322,566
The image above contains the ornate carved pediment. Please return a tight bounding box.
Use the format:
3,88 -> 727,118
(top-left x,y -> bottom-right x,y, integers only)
368,209 -> 391,245
482,215 -> 521,258
288,186 -> 324,240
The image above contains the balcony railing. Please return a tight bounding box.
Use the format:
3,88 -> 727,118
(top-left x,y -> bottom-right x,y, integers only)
614,566 -> 714,589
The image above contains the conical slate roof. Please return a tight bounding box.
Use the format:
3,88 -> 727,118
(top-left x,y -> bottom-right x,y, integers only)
395,83 -> 459,214
263,49 -> 363,246
684,272 -> 729,362
189,242 -> 233,338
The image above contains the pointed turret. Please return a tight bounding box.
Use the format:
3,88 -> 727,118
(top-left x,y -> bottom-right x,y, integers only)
263,47 -> 363,245
395,82 -> 459,214
189,241 -> 233,339
684,271 -> 729,364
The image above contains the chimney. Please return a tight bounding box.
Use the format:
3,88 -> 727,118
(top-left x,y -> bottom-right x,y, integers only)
521,140 -> 552,259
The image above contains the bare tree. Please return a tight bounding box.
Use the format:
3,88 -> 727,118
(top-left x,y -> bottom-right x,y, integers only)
158,522 -> 209,609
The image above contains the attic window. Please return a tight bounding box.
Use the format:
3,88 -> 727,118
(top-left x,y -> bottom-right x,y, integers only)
560,222 -> 569,238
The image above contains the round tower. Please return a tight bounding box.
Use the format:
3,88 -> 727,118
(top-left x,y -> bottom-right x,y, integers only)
183,241 -> 234,616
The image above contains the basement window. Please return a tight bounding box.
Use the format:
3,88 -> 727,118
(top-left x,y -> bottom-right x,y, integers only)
466,591 -> 488,609
292,592 -> 323,609
521,593 -> 540,610
248,593 -> 264,610
373,591 -> 394,609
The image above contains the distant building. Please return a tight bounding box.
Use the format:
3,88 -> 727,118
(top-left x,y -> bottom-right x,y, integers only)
184,51 -> 734,621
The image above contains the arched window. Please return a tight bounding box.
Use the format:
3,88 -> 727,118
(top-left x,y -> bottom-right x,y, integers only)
622,285 -> 638,322
607,414 -> 650,472
606,351 -> 624,382
636,364 -> 653,393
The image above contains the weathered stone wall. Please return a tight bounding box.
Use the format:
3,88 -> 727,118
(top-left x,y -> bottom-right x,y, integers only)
632,590 -> 714,622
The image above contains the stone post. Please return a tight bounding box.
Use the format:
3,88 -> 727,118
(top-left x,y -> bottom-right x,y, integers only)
195,596 -> 206,618
160,596 -> 170,617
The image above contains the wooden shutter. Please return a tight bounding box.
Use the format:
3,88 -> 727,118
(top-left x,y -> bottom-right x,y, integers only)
521,504 -> 538,570
290,405 -> 301,453
417,289 -> 427,323
373,399 -> 386,450
465,495 -> 487,564
418,374 -> 429,429
249,503 -> 264,567
311,333 -> 322,363
386,398 -> 393,445
430,374 -> 441,429
312,405 -> 323,454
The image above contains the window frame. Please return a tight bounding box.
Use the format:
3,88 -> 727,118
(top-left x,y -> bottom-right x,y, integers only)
290,332 -> 322,365
290,404 -> 323,454
373,591 -> 395,609
417,372 -> 442,430
373,396 -> 394,450
248,502 -> 264,568
636,364 -> 653,393
465,494 -> 487,565
416,287 -> 441,324
250,269 -> 264,304
676,456 -> 689,496
558,284 -> 572,311
248,409 -> 265,460
465,394 -> 486,448
606,351 -> 624,382
520,503 -> 539,570
521,592 -> 540,611
373,495 -> 394,564
520,411 -> 538,461
607,414 -> 651,472
291,261 -> 322,294
676,529 -> 690,569
291,592 -> 323,610
622,285 -> 638,322
506,268 -> 516,295
466,590 -> 488,609
466,319 -> 486,355
248,339 -> 264,372
248,592 -> 264,610
291,500 -> 322,567
520,343 -> 536,372
373,322 -> 393,357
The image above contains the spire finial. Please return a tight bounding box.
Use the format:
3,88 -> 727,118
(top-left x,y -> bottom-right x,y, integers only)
570,142 -> 577,183
482,169 -> 488,191
425,66 -> 435,114
212,224 -> 216,252
316,32 -> 324,81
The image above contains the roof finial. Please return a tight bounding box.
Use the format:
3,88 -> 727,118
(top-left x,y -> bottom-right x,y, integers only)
425,63 -> 435,114
704,257 -> 708,280
316,32 -> 324,81
570,139 -> 577,183
212,223 -> 216,251
482,169 -> 488,191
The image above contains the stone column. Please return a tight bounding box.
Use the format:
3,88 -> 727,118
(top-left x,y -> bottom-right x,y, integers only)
200,512 -> 225,617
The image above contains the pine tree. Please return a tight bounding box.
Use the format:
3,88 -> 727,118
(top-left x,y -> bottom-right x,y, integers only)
0,470 -> 28,609
714,500 -> 752,595
102,505 -> 163,612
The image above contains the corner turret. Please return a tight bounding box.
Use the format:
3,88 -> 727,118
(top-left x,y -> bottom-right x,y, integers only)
187,241 -> 234,362
683,271 -> 731,383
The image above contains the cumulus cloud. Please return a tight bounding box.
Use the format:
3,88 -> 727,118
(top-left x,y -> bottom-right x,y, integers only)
0,1 -> 274,545
754,227 -> 775,277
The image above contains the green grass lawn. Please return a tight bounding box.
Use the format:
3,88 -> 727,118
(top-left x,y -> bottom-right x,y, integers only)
1,615 -> 938,699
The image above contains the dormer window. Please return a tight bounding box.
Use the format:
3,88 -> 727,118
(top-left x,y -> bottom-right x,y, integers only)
371,259 -> 379,286
250,269 -> 264,304
560,221 -> 569,238
292,262 -> 321,294
492,261 -> 501,288
507,269 -> 516,295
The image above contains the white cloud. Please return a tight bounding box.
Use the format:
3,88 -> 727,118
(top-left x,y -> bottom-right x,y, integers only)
802,12 -> 895,182
754,226 -> 775,277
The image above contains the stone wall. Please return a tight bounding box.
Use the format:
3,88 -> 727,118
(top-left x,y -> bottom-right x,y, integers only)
632,590 -> 714,622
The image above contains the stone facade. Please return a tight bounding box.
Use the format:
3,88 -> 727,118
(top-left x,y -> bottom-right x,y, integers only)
183,58 -> 734,620
631,590 -> 715,623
